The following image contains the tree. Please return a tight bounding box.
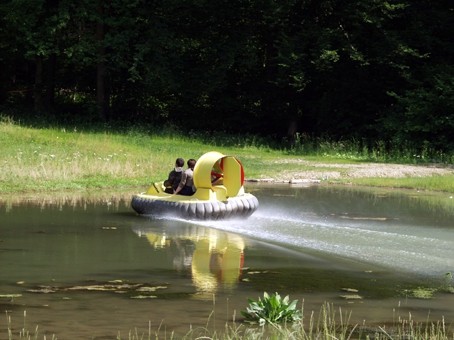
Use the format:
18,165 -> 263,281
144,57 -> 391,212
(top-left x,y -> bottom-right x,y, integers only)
381,0 -> 454,152
1,0 -> 70,112
0,0 -> 452,155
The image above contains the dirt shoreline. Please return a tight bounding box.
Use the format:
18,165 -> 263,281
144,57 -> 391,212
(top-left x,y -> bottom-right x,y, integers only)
248,161 -> 454,184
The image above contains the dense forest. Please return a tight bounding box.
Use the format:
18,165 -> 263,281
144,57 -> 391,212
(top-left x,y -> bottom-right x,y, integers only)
0,0 -> 453,153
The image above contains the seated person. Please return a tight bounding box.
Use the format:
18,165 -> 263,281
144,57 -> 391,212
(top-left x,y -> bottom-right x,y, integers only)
174,159 -> 197,196
211,160 -> 224,186
164,158 -> 184,194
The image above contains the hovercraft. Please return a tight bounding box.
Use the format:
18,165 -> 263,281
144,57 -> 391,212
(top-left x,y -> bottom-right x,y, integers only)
131,151 -> 259,220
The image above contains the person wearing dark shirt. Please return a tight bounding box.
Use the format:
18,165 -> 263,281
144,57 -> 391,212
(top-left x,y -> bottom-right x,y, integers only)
164,158 -> 184,194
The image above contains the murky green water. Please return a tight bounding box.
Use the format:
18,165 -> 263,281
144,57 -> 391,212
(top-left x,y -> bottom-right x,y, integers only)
1,184 -> 453,338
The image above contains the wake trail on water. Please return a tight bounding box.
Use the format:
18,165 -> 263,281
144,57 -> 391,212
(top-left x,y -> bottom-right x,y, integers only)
182,207 -> 454,277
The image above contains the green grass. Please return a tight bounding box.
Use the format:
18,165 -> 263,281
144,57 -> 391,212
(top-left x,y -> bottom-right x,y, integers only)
289,132 -> 454,164
0,120 -> 213,192
344,175 -> 454,192
118,301 -> 454,339
1,117 -> 453,194
5,303 -> 453,339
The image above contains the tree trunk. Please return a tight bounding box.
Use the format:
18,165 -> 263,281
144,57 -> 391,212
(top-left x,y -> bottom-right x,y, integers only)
34,56 -> 44,112
96,0 -> 108,121
96,58 -> 107,121
45,54 -> 56,110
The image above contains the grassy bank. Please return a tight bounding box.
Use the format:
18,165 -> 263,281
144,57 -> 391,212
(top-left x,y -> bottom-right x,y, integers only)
340,176 -> 454,193
5,303 -> 454,339
1,118 -> 453,194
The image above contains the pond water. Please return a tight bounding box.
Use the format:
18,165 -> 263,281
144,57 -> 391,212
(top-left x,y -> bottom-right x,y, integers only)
1,184 -> 453,338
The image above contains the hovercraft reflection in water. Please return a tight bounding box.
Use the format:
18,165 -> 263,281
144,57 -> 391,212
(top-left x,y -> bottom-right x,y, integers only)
133,226 -> 245,296
131,151 -> 259,220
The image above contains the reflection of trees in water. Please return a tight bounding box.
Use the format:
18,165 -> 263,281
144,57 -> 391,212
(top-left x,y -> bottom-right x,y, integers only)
3,186 -> 452,221
316,186 -> 454,224
258,185 -> 454,224
0,191 -> 133,212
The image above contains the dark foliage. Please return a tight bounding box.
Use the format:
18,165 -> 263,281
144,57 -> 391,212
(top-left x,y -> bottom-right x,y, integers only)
0,0 -> 452,154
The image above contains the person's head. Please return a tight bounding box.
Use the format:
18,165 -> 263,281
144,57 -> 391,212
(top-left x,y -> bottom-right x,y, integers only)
175,158 -> 184,167
187,159 -> 196,169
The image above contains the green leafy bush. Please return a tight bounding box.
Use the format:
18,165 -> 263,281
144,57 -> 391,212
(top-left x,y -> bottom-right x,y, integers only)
241,292 -> 302,325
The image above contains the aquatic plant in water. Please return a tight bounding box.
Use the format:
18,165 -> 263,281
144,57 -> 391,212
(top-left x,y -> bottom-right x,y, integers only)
241,292 -> 301,326
403,287 -> 437,299
401,273 -> 454,299
443,272 -> 454,293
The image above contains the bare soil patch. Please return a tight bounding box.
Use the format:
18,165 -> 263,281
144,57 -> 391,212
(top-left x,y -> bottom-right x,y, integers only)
251,160 -> 454,183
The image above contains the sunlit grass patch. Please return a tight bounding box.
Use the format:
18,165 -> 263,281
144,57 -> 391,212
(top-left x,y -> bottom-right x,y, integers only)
1,119 -> 453,193
0,120 -> 277,193
0,122 -> 215,192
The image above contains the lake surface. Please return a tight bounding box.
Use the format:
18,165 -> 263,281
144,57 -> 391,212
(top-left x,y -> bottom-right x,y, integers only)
1,184 -> 453,338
